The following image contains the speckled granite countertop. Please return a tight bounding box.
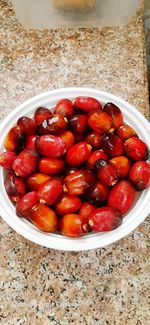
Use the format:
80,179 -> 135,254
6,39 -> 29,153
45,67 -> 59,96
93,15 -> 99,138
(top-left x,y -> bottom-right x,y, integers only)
0,1 -> 150,324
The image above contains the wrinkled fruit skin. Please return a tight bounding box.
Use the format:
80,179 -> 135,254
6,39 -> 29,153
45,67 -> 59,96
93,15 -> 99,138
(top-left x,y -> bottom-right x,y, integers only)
16,191 -> 38,218
80,202 -> 96,224
110,156 -> 131,178
88,111 -> 113,134
59,214 -> 88,237
26,173 -> 51,191
85,132 -> 102,149
101,134 -> 124,157
87,150 -> 108,170
69,114 -> 87,134
55,194 -> 82,215
37,178 -> 63,205
124,137 -> 149,161
75,96 -> 102,113
54,99 -> 74,118
59,130 -> 75,150
12,149 -> 38,177
117,124 -> 138,141
129,161 -> 150,190
64,169 -> 95,195
36,135 -> 66,158
89,207 -> 122,232
4,126 -> 25,152
34,107 -> 52,126
0,151 -> 16,169
39,157 -> 65,176
25,135 -> 39,150
4,171 -> 26,203
96,161 -> 118,186
17,116 -> 36,136
87,182 -> 109,206
103,102 -> 123,129
108,180 -> 136,214
27,203 -> 58,232
66,141 -> 91,166
38,114 -> 67,135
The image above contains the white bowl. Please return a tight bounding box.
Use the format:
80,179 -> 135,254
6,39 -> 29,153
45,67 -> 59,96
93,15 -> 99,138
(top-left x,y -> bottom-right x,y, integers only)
0,87 -> 150,251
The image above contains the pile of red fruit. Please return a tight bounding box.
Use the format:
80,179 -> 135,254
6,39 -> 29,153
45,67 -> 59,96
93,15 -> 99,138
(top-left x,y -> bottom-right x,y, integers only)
0,97 -> 150,237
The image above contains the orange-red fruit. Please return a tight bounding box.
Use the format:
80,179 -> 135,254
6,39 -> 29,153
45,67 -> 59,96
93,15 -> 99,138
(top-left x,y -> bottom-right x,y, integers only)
38,114 -> 67,135
59,214 -> 88,237
103,102 -> 123,129
69,114 -> 88,134
87,149 -> 108,170
80,202 -> 96,224
89,207 -> 122,232
96,160 -> 118,186
74,96 -> 102,113
16,191 -> 38,218
66,142 -> 91,166
64,169 -> 95,195
110,156 -> 131,178
25,135 -> 39,150
39,157 -> 65,176
4,171 -> 26,203
4,126 -> 25,152
108,180 -> 136,214
129,161 -> 150,190
27,203 -> 58,232
36,135 -> 66,158
101,134 -> 124,157
85,132 -> 102,149
87,182 -> 109,206
117,124 -> 138,141
124,137 -> 148,161
0,151 -> 16,169
59,130 -> 75,150
26,173 -> 51,191
37,178 -> 63,205
55,194 -> 82,215
88,111 -> 113,134
17,116 -> 36,136
34,107 -> 52,126
12,149 -> 38,177
54,99 -> 74,118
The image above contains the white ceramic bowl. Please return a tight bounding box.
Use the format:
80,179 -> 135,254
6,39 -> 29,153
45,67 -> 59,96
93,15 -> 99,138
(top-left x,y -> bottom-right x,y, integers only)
0,88 -> 150,251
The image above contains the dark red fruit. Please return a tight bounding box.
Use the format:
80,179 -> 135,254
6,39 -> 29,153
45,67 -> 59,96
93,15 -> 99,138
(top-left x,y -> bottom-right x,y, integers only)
4,171 -> 26,203
38,114 -> 67,135
0,151 -> 16,169
59,130 -> 75,150
36,135 -> 66,158
110,156 -> 131,178
59,214 -> 88,237
54,99 -> 74,118
16,191 -> 38,218
37,178 -> 63,205
17,116 -> 36,136
87,149 -> 108,170
88,111 -> 113,134
26,173 -> 51,191
66,142 -> 91,166
55,194 -> 82,215
129,161 -> 150,190
69,114 -> 87,134
64,169 -> 95,195
12,149 -> 38,178
87,182 -> 109,206
103,102 -> 123,129
64,166 -> 78,176
39,157 -> 65,176
85,132 -> 102,149
74,96 -> 102,113
80,202 -> 96,224
124,137 -> 148,161
4,126 -> 25,152
34,107 -> 52,126
101,134 -> 124,157
96,160 -> 118,186
27,203 -> 58,232
74,134 -> 84,143
25,135 -> 39,150
89,207 -> 122,232
108,180 -> 136,214
117,124 -> 138,141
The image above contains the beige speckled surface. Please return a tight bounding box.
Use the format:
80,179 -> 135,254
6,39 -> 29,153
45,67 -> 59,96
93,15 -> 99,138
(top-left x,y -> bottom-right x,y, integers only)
0,1 -> 150,324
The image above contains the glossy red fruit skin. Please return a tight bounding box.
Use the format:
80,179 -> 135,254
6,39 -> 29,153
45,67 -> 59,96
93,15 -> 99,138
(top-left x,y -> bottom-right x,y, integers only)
25,135 -> 39,150
12,149 -> 38,178
54,99 -> 74,118
74,96 -> 102,113
85,132 -> 102,149
26,173 -> 51,191
110,156 -> 131,178
55,194 -> 82,215
103,102 -> 123,129
37,178 -> 63,205
129,161 -> 150,190
87,182 -> 109,206
96,161 -> 118,186
87,149 -> 108,170
16,191 -> 38,218
64,169 -> 95,195
124,137 -> 149,161
108,180 -> 136,214
27,203 -> 58,232
35,135 -> 66,158
0,151 -> 16,169
69,114 -> 88,134
4,171 -> 26,203
38,114 -> 67,135
101,134 -> 124,157
80,202 -> 96,224
59,130 -> 75,150
88,110 -> 113,134
117,124 -> 138,141
59,214 -> 88,237
17,116 -> 36,136
89,207 -> 122,232
39,157 -> 65,176
66,142 -> 91,166
34,107 -> 52,126
4,126 -> 25,152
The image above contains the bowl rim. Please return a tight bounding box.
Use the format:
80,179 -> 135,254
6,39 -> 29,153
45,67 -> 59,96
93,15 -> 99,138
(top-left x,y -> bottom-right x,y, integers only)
0,87 -> 150,251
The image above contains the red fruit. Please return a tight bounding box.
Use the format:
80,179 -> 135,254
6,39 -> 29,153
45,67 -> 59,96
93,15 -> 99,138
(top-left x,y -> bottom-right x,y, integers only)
4,126 -> 25,152
117,124 -> 138,141
54,99 -> 74,118
36,135 -> 66,158
17,116 -> 36,136
12,149 -> 38,178
89,207 -> 122,232
88,110 -> 113,134
25,135 -> 39,150
64,169 -> 95,195
55,194 -> 82,215
129,161 -> 150,190
85,132 -> 102,149
87,149 -> 108,170
37,178 -> 63,205
108,180 -> 136,214
59,130 -> 75,150
74,134 -> 84,143
0,151 -> 16,169
64,166 -> 78,176
59,214 -> 88,237
103,102 -> 123,129
66,142 -> 91,166
39,157 -> 65,176
34,107 -> 52,126
4,171 -> 26,203
26,173 -> 51,191
80,202 -> 96,224
124,137 -> 148,161
27,203 -> 58,232
38,114 -> 67,135
110,156 -> 131,178
16,191 -> 38,218
96,160 -> 118,186
69,114 -> 88,134
74,96 -> 102,113
101,134 -> 124,157
87,182 -> 109,206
